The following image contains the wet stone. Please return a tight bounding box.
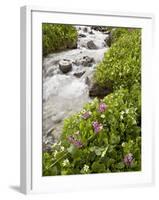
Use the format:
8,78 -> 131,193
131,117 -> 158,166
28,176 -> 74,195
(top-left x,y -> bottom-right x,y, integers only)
73,71 -> 86,78
79,33 -> 87,38
59,59 -> 72,73
89,83 -> 112,98
87,40 -> 98,49
74,56 -> 94,67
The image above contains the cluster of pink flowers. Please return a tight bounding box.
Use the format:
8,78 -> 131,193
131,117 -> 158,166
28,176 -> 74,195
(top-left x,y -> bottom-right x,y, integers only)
68,135 -> 83,148
98,102 -> 107,112
81,111 -> 91,119
123,153 -> 134,166
79,102 -> 108,134
92,121 -> 103,133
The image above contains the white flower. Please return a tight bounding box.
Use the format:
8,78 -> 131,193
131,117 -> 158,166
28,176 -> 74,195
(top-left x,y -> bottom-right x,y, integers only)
62,159 -> 70,167
100,114 -> 105,119
52,141 -> 61,148
121,111 -> 125,115
125,109 -> 129,114
120,111 -> 125,120
52,142 -> 58,148
122,142 -> 125,147
130,140 -> 133,144
83,164 -> 89,173
60,146 -> 65,151
81,109 -> 86,114
53,150 -> 58,157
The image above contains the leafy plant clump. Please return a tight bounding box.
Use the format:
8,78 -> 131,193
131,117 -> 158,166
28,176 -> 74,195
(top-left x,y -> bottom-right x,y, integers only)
42,24 -> 78,56
43,87 -> 141,176
110,28 -> 135,45
94,28 -> 141,90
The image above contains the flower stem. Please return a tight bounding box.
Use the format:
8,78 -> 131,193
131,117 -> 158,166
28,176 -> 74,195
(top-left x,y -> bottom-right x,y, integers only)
47,152 -> 69,170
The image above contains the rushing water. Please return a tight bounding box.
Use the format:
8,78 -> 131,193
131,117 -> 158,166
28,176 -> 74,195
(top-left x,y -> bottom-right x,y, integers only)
42,26 -> 109,151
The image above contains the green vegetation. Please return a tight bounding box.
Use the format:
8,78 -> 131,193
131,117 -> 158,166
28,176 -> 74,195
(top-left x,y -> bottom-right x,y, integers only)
42,27 -> 141,176
110,28 -> 134,45
43,87 -> 141,176
94,28 -> 141,90
42,24 -> 78,56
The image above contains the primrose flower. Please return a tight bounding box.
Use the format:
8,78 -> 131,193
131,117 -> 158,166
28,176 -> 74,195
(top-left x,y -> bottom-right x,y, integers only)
99,102 -> 107,112
68,135 -> 83,148
123,153 -> 134,167
62,159 -> 70,167
74,140 -> 83,148
81,111 -> 91,119
83,164 -> 89,173
92,121 -> 103,133
68,135 -> 75,143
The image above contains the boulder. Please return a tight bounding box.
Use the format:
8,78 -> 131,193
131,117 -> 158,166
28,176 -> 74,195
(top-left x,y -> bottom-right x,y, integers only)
85,77 -> 91,86
105,32 -> 113,47
79,33 -> 87,38
91,26 -> 107,32
73,71 -> 86,78
74,56 -> 94,67
42,133 -> 54,152
81,56 -> 94,67
105,30 -> 111,34
89,82 -> 112,98
67,41 -> 77,49
89,30 -> 94,34
83,27 -> 88,32
87,40 -> 98,49
59,59 -> 72,73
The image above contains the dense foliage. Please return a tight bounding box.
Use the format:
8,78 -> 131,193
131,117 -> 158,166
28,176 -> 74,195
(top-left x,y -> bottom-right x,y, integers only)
42,24 -> 77,56
43,27 -> 141,176
110,28 -> 134,45
43,85 -> 141,176
94,28 -> 141,90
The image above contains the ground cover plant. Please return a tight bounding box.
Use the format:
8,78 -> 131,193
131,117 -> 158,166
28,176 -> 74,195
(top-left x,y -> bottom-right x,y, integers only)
42,24 -> 77,56
43,86 -> 141,175
95,28 -> 141,90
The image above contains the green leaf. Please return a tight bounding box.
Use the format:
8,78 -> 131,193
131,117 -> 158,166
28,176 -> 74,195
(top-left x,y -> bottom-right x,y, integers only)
50,166 -> 58,175
67,144 -> 77,155
92,162 -> 105,173
115,162 -> 125,169
95,149 -> 101,156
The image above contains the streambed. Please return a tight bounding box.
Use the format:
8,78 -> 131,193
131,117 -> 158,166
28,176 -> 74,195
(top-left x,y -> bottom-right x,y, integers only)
42,26 -> 109,151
